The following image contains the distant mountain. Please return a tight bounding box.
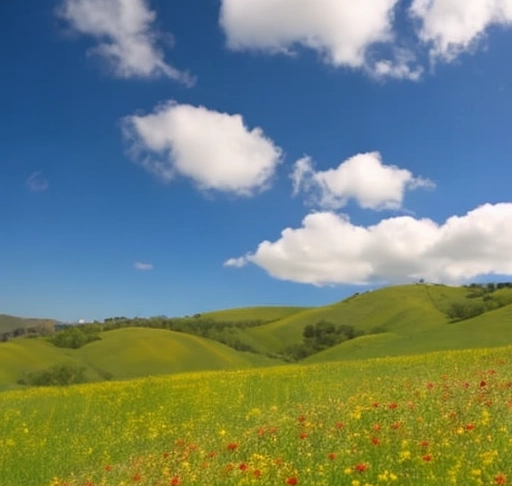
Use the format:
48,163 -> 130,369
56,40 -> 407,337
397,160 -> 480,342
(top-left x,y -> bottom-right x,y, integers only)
0,314 -> 56,334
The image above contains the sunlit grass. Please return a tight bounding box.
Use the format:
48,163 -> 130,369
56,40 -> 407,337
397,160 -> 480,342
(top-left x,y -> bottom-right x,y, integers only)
2,345 -> 512,486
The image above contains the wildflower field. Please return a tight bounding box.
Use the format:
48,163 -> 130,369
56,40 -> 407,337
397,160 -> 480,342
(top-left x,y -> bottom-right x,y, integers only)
1,346 -> 512,486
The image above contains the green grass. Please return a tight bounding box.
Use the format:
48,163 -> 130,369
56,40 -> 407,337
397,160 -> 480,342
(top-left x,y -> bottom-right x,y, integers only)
1,345 -> 512,486
246,284 -> 469,353
0,328 -> 282,391
3,283 -> 512,390
0,339 -> 82,390
305,287 -> 512,363
200,305 -> 309,323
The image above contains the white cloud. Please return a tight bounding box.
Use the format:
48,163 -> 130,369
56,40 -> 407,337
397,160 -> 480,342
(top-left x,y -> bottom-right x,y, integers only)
123,101 -> 282,196
292,152 -> 434,210
220,0 -> 512,77
134,261 -> 153,270
219,0 -> 421,79
224,256 -> 249,268
226,203 -> 512,285
26,172 -> 49,192
57,0 -> 194,84
410,0 -> 512,61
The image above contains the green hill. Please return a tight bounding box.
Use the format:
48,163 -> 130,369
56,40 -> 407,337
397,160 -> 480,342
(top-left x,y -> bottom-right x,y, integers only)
0,328 -> 282,391
305,285 -> 512,362
244,284 -> 468,353
201,305 -> 309,322
2,283 -> 512,390
78,327 -> 279,378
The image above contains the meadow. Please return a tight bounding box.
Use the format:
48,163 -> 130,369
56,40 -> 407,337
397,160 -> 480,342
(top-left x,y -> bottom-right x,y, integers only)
2,344 -> 512,486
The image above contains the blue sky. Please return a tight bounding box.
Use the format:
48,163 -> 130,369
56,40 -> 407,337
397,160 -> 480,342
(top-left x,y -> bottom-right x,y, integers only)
1,0 -> 512,322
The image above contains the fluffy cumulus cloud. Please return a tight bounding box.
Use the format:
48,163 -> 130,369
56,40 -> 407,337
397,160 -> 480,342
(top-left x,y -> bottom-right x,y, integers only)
410,0 -> 512,61
220,0 -> 512,77
123,101 -> 282,196
220,0 -> 422,80
56,0 -> 193,83
291,152 -> 434,210
26,172 -> 49,192
225,203 -> 512,285
134,261 -> 153,270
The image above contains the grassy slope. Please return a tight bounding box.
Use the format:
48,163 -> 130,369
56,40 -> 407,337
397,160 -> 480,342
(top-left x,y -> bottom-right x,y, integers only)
0,339 -> 82,388
78,328 -> 280,378
306,285 -> 512,362
0,328 -> 282,390
2,284 -> 512,390
246,284 -> 469,353
201,306 -> 309,322
2,344 -> 512,486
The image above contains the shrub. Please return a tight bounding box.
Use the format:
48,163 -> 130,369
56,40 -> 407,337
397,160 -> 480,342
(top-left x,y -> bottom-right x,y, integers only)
18,363 -> 87,387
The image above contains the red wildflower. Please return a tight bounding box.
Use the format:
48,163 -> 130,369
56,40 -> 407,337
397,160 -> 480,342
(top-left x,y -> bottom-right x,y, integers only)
480,380 -> 487,387
253,469 -> 262,479
372,402 -> 380,408
335,422 -> 344,429
133,474 -> 142,482
466,423 -> 475,431
391,422 -> 400,430
105,465 -> 113,471
388,402 -> 398,409
495,474 -> 506,485
163,452 -> 170,459
422,455 -> 432,462
463,382 -> 470,389
239,463 -> 248,471
426,382 -> 434,389
170,477 -> 180,486
372,436 -> 380,445
227,443 -> 238,451
373,423 -> 381,431
328,453 -> 336,460
206,451 -> 218,458
298,415 -> 306,424
299,432 -> 308,439
420,440 -> 430,448
286,477 -> 298,485
354,463 -> 368,473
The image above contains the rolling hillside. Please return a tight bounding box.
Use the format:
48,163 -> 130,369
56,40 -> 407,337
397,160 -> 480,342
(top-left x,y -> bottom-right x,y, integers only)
0,328 -> 281,391
2,283 -> 512,390
233,284 -> 467,352
201,305 -> 309,323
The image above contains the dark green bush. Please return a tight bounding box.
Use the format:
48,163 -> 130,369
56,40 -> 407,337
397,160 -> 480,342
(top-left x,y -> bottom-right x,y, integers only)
18,363 -> 87,387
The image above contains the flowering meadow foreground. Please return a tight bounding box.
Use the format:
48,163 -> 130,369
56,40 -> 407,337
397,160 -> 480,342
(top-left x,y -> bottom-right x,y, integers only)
1,346 -> 512,486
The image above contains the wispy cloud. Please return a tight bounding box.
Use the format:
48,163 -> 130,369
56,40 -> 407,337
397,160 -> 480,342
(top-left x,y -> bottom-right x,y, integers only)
56,0 -> 194,84
26,172 -> 49,192
134,261 -> 154,271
